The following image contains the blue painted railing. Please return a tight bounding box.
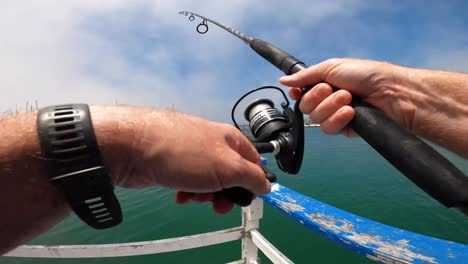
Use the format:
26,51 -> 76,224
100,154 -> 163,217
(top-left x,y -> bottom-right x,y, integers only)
260,183 -> 467,264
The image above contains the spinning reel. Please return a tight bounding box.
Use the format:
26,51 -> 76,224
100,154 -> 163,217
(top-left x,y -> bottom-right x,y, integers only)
222,86 -> 305,207
232,86 -> 304,175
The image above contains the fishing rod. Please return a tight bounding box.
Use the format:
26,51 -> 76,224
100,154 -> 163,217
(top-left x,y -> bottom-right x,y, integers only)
179,11 -> 468,215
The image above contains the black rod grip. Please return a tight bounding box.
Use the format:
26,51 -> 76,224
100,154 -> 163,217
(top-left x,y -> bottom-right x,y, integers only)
223,187 -> 253,207
223,166 -> 277,207
351,101 -> 468,209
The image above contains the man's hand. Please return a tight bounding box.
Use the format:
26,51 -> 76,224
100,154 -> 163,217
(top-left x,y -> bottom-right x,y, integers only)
279,58 -> 468,157
0,105 -> 270,253
280,58 -> 412,136
92,106 -> 270,214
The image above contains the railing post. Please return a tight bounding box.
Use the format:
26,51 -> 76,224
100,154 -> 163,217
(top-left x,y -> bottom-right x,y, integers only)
241,197 -> 263,264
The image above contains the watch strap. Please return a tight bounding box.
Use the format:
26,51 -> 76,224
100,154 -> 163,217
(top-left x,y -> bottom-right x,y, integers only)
37,104 -> 122,229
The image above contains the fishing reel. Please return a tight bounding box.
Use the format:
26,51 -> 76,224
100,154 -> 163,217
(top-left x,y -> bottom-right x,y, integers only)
223,86 -> 304,206
232,86 -> 304,175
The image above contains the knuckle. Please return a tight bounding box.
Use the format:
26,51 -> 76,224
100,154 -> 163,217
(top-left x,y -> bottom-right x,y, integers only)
224,159 -> 246,185
342,128 -> 357,138
223,125 -> 240,142
299,101 -> 312,114
321,58 -> 345,80
323,58 -> 343,67
212,156 -> 236,189
301,89 -> 326,110
221,123 -> 236,134
333,90 -> 351,105
301,93 -> 315,106
309,112 -> 321,123
251,151 -> 260,163
321,124 -> 338,135
245,146 -> 260,164
317,82 -> 331,90
315,84 -> 332,98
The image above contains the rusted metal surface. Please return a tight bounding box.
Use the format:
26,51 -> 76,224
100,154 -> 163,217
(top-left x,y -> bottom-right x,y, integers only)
261,183 -> 467,264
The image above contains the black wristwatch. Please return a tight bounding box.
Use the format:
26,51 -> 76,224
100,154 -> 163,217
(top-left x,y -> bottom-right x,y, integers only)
37,104 -> 122,229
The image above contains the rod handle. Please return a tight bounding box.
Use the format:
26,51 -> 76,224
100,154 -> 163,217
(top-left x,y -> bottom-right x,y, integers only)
350,100 -> 468,210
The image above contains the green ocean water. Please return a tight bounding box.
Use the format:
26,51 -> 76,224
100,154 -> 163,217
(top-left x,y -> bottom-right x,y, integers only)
3,128 -> 468,263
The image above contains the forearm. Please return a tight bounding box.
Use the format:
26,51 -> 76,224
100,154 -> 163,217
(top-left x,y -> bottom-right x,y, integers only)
0,105 -> 143,254
0,104 -> 268,254
403,68 -> 468,157
0,111 -> 68,253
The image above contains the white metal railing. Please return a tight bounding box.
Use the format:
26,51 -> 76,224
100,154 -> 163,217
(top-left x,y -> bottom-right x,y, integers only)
5,198 -> 293,264
8,182 -> 465,263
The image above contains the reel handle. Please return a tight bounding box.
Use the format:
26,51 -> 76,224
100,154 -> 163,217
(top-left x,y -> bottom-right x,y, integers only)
223,187 -> 253,207
223,165 -> 277,207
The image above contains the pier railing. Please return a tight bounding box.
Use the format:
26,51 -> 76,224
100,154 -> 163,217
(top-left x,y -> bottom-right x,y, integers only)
5,197 -> 291,264
5,183 -> 467,263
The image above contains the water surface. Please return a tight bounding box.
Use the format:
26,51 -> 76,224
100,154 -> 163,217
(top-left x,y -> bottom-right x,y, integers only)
4,129 -> 467,263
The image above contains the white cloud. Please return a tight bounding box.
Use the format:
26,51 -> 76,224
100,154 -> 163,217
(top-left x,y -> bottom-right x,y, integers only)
5,0 -> 439,121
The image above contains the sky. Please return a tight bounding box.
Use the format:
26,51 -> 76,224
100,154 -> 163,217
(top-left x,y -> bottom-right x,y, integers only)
1,0 -> 467,122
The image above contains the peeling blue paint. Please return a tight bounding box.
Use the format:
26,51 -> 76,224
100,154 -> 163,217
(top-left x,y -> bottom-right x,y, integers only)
261,183 -> 467,264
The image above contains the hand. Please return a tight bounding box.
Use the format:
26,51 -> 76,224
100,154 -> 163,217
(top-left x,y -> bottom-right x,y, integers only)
93,106 -> 270,214
0,106 -> 270,253
279,58 -> 412,136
